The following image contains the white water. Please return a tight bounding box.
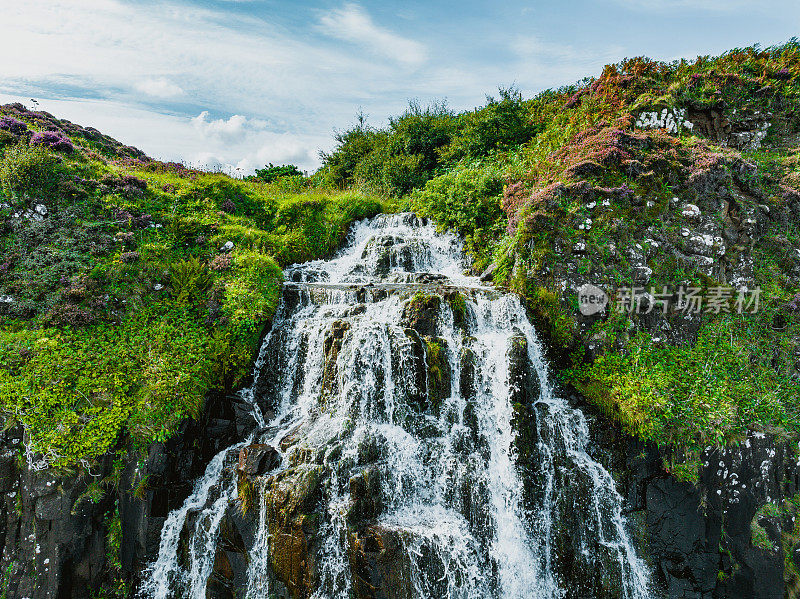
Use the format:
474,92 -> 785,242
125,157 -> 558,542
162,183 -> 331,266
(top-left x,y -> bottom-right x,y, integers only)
140,213 -> 652,599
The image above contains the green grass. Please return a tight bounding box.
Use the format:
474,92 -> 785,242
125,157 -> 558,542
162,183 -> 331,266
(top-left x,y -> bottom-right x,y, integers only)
2,40 -> 799,475
569,304 -> 800,479
0,113 -> 388,470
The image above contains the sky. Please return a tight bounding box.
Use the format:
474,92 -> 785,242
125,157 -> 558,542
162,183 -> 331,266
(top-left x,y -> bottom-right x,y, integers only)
1,1 -> 798,175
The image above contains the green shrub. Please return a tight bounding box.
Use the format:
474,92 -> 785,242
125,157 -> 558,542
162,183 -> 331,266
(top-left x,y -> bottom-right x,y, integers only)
0,142 -> 61,205
170,257 -> 213,304
252,163 -> 303,183
411,162 -> 505,269
444,87 -> 540,161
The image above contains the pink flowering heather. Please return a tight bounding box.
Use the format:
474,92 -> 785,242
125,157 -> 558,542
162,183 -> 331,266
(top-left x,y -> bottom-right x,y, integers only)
30,130 -> 74,153
0,117 -> 27,135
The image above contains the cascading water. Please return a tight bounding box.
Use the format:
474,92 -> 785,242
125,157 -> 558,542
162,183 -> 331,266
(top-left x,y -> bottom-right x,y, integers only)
139,213 -> 653,599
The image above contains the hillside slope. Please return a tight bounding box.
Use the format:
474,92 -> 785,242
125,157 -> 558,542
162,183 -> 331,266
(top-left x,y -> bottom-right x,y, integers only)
0,41 -> 799,598
0,102 -> 385,469
318,41 -> 800,479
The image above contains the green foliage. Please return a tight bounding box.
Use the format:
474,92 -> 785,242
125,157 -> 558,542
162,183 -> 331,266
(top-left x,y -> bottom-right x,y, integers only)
222,251 -> 281,326
0,563 -> 13,599
0,305 -> 219,466
252,163 -> 304,183
106,506 -> 122,570
410,161 -> 505,270
569,306 -> 800,479
170,257 -> 213,304
443,87 -> 541,161
0,142 -> 61,204
320,92 -> 538,196
0,106 -> 386,469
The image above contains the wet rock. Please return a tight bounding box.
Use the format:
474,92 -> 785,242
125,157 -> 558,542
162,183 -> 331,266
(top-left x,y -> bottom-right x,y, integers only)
265,464 -> 325,599
507,332 -> 541,406
479,262 -> 498,282
395,329 -> 428,414
458,345 -> 477,401
424,337 -> 451,413
348,526 -> 411,599
401,293 -> 440,337
347,467 -> 384,525
321,320 -> 351,402
237,444 -> 281,477
584,402 -> 799,599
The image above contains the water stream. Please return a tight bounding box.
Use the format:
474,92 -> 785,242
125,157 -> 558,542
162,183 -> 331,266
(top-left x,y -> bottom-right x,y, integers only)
139,213 -> 653,599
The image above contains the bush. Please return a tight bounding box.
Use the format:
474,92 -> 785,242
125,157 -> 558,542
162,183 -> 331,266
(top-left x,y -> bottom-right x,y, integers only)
411,162 -> 505,269
0,142 -> 61,203
252,163 -> 304,183
444,88 -> 540,161
30,131 -> 74,153
177,178 -> 275,226
0,117 -> 27,135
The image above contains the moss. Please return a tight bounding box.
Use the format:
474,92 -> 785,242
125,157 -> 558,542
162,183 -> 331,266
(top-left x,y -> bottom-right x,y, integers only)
445,291 -> 467,328
525,285 -> 576,350
132,474 -> 151,500
237,475 -> 257,515
424,337 -> 451,410
402,292 -> 441,337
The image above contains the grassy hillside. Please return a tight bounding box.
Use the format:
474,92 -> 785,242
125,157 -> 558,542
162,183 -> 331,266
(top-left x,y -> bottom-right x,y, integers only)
1,41 -> 799,479
0,104 -> 385,469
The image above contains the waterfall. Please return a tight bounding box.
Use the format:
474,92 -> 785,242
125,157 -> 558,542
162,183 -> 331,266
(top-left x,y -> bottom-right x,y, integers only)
139,213 -> 653,599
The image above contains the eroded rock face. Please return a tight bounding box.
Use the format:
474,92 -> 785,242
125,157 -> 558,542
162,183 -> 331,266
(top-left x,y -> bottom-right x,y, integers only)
582,396 -> 800,599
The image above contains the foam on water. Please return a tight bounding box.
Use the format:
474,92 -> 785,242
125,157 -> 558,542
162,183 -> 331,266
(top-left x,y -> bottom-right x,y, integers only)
140,213 -> 652,599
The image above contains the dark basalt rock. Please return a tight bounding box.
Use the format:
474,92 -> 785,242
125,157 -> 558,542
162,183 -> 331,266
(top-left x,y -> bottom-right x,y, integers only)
507,331 -> 541,407
237,444 -> 281,477
348,525 -> 412,599
581,394 -> 800,599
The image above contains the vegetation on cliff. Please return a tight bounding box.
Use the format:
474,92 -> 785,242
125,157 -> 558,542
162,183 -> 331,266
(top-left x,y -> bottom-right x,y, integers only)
1,41 -> 799,480
319,40 -> 800,479
0,104 -> 384,468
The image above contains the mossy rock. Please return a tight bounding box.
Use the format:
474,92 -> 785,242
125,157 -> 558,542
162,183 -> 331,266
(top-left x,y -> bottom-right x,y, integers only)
346,466 -> 384,526
348,525 -> 412,599
401,292 -> 441,337
265,464 -> 326,599
424,337 -> 451,413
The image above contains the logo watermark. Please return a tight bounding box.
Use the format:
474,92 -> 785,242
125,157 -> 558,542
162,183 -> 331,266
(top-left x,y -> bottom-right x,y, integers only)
577,285 -> 762,315
577,284 -> 609,316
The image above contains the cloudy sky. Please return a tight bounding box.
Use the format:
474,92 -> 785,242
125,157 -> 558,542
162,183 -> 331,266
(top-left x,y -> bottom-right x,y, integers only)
1,1 -> 798,174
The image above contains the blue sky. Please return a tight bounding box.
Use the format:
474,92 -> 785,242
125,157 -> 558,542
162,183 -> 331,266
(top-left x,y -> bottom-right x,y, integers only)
1,1 -> 797,174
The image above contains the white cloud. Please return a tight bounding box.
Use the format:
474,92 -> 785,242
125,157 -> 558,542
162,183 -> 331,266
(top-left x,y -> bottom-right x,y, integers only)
318,3 -> 427,66
192,111 -> 262,143
135,78 -> 184,98
510,36 -> 624,90
0,0 -> 640,175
